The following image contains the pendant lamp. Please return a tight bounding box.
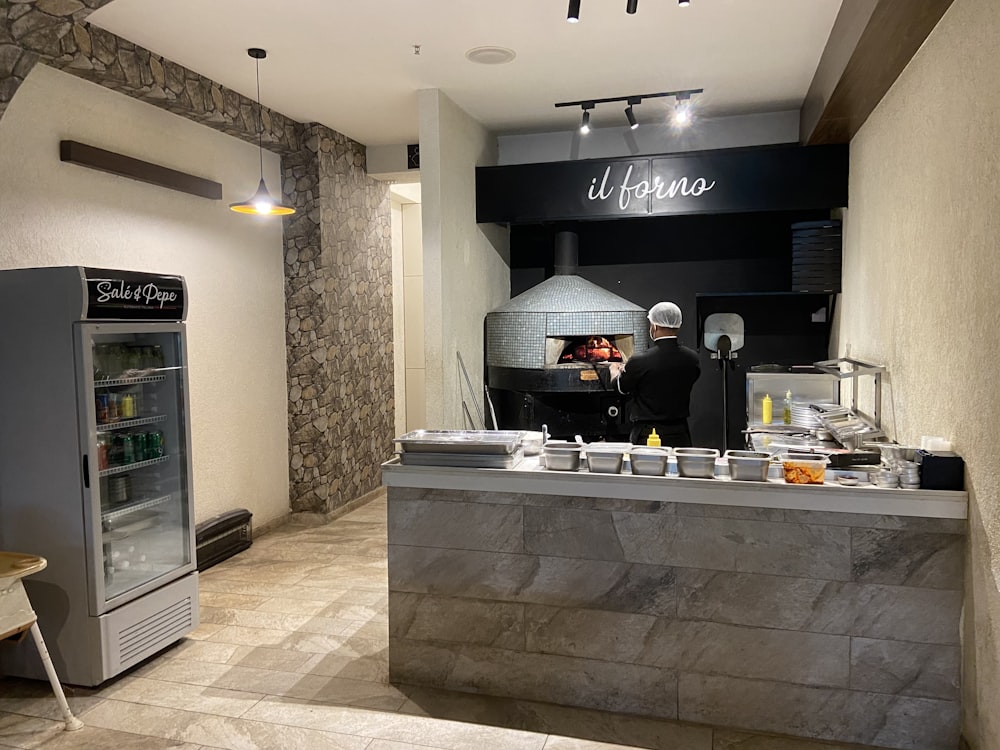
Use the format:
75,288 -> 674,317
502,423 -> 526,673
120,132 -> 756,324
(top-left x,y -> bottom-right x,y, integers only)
230,48 -> 295,216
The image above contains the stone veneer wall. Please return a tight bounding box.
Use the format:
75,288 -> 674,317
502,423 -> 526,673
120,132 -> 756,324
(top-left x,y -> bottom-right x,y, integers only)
388,488 -> 965,750
1,2 -> 394,514
285,124 -> 393,512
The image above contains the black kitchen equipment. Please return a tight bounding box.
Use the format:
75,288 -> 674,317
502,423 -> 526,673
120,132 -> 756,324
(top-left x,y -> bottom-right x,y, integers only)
704,313 -> 744,452
917,451 -> 965,491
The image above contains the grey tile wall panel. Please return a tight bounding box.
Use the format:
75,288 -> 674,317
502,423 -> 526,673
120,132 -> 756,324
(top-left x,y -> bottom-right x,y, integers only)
387,497 -> 524,553
849,637 -> 960,700
850,528 -> 964,589
675,569 -> 962,644
389,638 -> 679,720
678,673 -> 959,750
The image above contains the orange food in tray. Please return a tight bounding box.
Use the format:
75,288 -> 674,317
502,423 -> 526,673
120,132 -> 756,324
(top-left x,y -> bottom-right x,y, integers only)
782,461 -> 827,484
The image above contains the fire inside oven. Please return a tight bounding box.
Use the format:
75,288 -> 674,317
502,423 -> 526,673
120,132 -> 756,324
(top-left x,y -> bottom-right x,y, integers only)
558,336 -> 623,363
546,334 -> 634,367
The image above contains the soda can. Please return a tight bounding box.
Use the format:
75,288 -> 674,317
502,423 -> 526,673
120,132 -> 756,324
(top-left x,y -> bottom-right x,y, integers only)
110,434 -> 125,466
148,430 -> 164,458
122,433 -> 134,465
95,393 -> 110,424
133,432 -> 148,463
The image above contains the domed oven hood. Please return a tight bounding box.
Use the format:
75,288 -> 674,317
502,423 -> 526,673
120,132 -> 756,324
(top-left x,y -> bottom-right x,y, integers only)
485,231 -> 648,393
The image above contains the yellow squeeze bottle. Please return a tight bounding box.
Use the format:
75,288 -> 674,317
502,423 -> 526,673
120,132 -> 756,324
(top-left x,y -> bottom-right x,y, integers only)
762,394 -> 773,424
646,429 -> 661,447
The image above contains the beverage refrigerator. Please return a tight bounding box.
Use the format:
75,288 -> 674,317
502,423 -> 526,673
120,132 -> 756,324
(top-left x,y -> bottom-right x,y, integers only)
0,266 -> 198,686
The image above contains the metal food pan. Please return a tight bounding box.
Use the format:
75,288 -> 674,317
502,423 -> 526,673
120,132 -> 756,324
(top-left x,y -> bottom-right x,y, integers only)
394,430 -> 523,455
398,450 -> 523,468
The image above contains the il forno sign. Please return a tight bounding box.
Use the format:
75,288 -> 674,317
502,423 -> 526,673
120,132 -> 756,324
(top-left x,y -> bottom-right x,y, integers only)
475,144 -> 848,223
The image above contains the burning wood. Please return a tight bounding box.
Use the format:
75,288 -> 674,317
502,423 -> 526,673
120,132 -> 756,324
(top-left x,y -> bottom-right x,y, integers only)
559,336 -> 623,364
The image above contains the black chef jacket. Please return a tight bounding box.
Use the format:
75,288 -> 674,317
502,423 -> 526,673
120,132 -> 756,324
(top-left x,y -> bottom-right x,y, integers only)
614,337 -> 701,446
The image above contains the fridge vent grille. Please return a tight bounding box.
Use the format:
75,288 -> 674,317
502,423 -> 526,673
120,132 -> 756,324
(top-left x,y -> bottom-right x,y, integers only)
195,509 -> 253,572
117,597 -> 193,668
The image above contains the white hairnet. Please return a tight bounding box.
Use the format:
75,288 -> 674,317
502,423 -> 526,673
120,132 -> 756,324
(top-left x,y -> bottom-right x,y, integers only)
648,301 -> 682,328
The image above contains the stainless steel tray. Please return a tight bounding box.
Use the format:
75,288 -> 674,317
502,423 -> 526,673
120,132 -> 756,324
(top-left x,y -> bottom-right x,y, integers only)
398,450 -> 523,468
394,430 -> 523,455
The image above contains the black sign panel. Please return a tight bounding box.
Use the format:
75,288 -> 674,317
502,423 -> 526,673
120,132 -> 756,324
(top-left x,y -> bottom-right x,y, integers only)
82,267 -> 187,321
476,159 -> 651,223
476,144 -> 849,224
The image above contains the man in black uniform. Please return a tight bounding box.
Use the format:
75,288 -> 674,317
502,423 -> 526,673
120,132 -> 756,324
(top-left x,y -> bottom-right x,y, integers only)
609,301 -> 701,447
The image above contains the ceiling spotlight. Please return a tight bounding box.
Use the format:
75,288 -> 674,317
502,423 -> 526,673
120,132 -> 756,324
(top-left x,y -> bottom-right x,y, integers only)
626,0 -> 638,12
625,105 -> 638,130
674,92 -> 692,127
580,109 -> 591,134
678,0 -> 690,6
567,0 -> 581,22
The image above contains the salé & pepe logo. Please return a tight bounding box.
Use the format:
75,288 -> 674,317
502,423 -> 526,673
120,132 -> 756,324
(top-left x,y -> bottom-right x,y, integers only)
94,279 -> 178,309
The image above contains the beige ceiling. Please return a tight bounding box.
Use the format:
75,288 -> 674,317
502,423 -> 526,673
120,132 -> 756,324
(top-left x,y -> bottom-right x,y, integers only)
87,0 -> 843,148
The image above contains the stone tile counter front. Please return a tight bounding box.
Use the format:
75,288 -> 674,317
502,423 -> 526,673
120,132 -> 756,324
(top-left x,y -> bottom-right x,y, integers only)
382,458 -> 967,750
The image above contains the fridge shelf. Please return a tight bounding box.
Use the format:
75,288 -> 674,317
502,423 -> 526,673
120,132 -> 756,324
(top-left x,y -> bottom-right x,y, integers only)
99,455 -> 169,477
102,494 -> 173,524
95,373 -> 167,388
97,414 -> 168,432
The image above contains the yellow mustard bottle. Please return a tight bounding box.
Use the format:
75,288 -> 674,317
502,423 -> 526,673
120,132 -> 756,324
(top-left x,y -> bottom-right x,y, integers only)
120,393 -> 135,419
646,429 -> 661,447
762,394 -> 773,424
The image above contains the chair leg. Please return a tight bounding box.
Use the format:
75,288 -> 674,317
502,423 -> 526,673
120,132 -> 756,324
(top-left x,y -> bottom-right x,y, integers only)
28,623 -> 83,731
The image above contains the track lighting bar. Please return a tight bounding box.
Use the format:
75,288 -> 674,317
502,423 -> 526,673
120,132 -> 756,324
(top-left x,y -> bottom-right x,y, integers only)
568,0 -> 690,22
554,89 -> 703,109
557,89 -> 702,134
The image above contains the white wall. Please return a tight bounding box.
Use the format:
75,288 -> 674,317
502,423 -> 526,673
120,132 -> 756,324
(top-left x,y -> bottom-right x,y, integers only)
835,0 -> 1000,744
401,202 -> 426,432
497,110 -> 799,165
0,64 -> 290,528
390,199 -> 406,438
418,89 -> 510,430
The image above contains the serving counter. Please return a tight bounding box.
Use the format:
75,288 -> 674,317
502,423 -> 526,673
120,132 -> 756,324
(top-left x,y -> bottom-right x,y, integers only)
382,457 -> 966,750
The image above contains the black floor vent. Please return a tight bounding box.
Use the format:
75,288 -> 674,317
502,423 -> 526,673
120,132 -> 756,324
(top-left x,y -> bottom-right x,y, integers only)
195,509 -> 252,572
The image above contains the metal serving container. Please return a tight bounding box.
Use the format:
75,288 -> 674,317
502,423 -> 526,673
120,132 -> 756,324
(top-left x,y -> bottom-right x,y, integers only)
394,430 -> 522,455
585,445 -> 630,474
543,441 -> 582,471
724,450 -> 771,482
520,431 -> 545,456
629,446 -> 670,476
674,447 -> 720,479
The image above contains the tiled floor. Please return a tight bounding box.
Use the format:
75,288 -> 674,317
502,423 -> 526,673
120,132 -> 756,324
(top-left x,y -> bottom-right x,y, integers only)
1,492 -> 871,750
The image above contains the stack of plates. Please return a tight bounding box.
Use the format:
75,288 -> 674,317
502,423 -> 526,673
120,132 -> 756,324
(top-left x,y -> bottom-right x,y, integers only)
896,460 -> 921,489
792,220 -> 842,292
789,402 -> 823,429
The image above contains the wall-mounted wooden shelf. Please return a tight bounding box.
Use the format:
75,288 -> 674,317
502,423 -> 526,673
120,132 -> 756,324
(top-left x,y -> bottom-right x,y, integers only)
59,140 -> 222,200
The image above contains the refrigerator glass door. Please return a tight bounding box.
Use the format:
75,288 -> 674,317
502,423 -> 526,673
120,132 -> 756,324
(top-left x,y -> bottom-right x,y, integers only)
77,322 -> 195,615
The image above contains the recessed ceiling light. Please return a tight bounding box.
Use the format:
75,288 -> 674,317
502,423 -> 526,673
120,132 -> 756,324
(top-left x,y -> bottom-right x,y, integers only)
465,46 -> 517,65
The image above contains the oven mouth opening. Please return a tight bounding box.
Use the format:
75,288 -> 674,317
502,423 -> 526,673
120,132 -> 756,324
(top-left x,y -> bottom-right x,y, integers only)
545,335 -> 634,367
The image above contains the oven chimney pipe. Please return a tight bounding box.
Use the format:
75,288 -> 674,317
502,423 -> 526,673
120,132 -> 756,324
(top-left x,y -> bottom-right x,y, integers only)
554,231 -> 579,276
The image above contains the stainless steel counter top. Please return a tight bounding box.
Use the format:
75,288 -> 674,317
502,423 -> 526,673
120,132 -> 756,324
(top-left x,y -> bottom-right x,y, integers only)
382,455 -> 968,520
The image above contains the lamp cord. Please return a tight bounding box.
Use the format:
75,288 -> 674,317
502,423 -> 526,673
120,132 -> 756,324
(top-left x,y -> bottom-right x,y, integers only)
255,57 -> 263,179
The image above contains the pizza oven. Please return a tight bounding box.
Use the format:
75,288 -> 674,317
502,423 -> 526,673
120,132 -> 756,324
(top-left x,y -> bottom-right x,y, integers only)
485,231 -> 648,440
